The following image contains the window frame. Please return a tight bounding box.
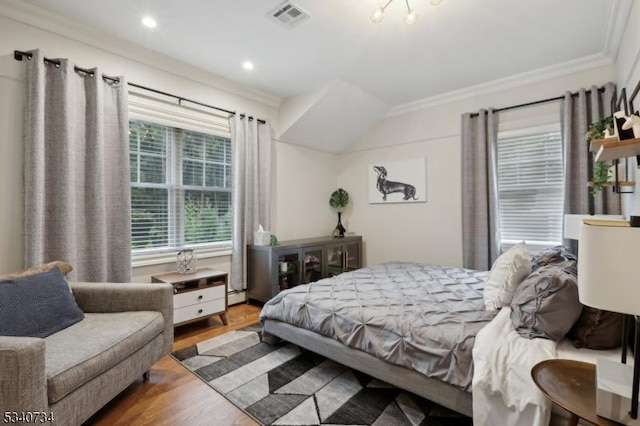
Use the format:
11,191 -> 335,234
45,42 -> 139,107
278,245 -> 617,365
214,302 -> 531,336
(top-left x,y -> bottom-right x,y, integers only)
496,123 -> 564,254
128,92 -> 233,266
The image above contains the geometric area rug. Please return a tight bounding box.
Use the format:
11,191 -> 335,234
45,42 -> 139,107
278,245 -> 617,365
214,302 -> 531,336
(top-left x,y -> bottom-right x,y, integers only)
171,324 -> 472,426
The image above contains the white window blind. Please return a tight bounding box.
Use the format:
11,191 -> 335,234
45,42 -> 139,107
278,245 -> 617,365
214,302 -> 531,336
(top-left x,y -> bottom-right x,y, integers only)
129,119 -> 232,253
496,130 -> 564,249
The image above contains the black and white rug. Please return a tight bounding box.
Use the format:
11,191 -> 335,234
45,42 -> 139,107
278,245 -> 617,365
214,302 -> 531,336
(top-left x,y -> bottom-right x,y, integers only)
171,325 -> 472,426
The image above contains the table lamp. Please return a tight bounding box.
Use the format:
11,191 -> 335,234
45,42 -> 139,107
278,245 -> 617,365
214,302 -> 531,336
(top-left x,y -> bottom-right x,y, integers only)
578,222 -> 639,422
564,214 -> 625,240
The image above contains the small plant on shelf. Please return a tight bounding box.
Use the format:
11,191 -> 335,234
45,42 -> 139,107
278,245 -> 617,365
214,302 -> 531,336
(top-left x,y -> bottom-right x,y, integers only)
587,117 -> 615,196
590,160 -> 611,196
586,116 -> 614,141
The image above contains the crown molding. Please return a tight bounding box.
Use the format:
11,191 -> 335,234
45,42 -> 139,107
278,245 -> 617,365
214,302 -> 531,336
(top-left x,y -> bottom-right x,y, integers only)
603,0 -> 633,62
386,53 -> 614,118
0,0 -> 282,109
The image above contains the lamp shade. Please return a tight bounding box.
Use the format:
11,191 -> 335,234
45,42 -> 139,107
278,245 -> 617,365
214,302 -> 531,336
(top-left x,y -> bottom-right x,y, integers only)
564,214 -> 624,240
578,223 -> 640,316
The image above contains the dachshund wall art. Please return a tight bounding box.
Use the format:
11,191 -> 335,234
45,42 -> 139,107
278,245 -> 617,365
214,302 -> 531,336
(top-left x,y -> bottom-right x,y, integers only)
373,165 -> 418,201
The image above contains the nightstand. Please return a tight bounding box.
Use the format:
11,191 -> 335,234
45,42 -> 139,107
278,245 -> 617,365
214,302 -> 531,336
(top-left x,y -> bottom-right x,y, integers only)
531,359 -> 620,426
151,267 -> 228,326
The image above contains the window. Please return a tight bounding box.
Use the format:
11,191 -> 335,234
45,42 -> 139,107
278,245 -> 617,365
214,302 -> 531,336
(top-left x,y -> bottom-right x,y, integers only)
129,119 -> 232,253
496,128 -> 564,251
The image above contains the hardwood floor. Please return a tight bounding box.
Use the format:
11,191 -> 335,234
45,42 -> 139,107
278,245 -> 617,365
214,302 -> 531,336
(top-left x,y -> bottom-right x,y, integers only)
85,303 -> 262,426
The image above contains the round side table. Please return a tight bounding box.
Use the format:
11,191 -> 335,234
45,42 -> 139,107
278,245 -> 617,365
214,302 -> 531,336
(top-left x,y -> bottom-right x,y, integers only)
531,359 -> 621,426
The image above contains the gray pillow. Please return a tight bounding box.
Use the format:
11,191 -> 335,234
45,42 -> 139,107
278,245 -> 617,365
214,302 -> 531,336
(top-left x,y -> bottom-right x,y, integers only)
0,269 -> 84,338
510,265 -> 583,341
530,246 -> 576,272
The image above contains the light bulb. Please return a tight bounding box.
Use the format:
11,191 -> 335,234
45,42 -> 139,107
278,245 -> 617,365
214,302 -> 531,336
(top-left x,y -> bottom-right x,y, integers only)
141,16 -> 157,28
242,61 -> 254,70
371,7 -> 384,23
430,0 -> 442,5
404,8 -> 417,25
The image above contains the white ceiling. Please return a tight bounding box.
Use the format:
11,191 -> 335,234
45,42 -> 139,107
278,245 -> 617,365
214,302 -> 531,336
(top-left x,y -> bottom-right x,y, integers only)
21,0 -> 614,107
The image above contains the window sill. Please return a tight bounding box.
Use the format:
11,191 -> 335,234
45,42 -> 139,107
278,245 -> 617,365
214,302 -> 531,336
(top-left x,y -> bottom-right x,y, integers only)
501,240 -> 562,255
132,246 -> 233,268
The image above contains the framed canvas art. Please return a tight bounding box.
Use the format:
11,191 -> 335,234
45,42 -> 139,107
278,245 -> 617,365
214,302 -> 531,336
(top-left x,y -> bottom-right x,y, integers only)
368,159 -> 426,204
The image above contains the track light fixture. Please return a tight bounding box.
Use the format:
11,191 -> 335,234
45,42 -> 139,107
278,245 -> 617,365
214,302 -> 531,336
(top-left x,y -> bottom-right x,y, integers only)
371,0 -> 441,25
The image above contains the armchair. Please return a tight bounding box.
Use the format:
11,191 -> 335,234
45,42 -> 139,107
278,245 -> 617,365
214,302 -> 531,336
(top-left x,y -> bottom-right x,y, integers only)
0,281 -> 173,426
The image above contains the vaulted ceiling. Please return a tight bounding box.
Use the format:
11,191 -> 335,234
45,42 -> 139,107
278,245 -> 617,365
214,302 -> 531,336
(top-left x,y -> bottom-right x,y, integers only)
22,0 -> 615,107
18,0 -> 620,152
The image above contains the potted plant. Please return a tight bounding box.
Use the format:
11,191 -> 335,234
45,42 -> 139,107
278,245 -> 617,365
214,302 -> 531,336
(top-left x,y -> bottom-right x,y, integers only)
590,161 -> 611,196
329,188 -> 349,237
586,116 -> 614,141
587,117 -> 615,196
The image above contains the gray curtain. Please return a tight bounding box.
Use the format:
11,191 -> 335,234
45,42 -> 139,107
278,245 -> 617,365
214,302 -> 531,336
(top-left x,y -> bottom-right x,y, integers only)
461,109 -> 500,271
230,115 -> 272,291
562,82 -> 620,250
23,50 -> 131,282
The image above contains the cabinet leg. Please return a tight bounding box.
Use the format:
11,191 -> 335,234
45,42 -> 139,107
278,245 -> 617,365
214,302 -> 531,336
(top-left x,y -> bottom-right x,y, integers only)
220,312 -> 228,326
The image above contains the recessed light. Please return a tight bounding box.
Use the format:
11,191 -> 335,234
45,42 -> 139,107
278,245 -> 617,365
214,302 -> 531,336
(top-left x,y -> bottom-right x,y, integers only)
242,61 -> 254,70
142,16 -> 157,28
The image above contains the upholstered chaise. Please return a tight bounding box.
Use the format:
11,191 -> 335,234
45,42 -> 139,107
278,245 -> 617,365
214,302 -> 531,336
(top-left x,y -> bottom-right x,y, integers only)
0,280 -> 174,425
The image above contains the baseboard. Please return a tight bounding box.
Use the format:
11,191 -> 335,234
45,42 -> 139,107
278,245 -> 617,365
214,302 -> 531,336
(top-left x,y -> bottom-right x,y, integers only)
228,290 -> 246,306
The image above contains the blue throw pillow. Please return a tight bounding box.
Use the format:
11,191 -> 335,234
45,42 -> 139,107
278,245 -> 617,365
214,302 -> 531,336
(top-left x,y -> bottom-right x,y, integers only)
0,268 -> 84,338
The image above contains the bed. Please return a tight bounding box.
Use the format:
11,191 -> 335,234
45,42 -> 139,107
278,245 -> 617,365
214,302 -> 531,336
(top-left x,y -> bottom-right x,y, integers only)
259,259 -> 626,425
260,261 -> 494,417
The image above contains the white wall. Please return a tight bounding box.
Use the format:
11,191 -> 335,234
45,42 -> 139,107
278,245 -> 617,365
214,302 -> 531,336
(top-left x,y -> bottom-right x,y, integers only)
0,8 -> 338,278
272,141 -> 338,241
616,0 -> 640,218
338,136 -> 461,266
616,1 -> 640,94
338,64 -> 617,267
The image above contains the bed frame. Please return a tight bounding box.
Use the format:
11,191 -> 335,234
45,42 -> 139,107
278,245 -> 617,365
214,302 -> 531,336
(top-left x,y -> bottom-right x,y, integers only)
262,318 -> 473,417
263,319 -> 586,425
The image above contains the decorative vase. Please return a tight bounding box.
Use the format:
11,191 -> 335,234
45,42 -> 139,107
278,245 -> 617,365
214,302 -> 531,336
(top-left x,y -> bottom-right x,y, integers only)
177,249 -> 197,274
333,212 -> 346,238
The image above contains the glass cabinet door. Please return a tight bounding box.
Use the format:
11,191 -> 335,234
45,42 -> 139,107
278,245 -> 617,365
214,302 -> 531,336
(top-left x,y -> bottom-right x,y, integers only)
277,252 -> 300,291
301,248 -> 323,283
326,242 -> 361,277
343,242 -> 360,272
325,244 -> 344,277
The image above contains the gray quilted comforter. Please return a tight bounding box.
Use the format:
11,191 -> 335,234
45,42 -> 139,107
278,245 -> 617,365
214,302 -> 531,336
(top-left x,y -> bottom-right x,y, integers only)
260,262 -> 497,390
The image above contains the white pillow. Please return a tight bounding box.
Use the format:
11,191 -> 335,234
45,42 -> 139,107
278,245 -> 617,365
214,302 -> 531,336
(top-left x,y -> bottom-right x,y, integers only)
483,242 -> 531,311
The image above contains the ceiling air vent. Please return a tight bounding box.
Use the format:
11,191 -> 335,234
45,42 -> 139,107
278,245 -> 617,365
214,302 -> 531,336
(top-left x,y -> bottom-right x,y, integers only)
268,1 -> 310,28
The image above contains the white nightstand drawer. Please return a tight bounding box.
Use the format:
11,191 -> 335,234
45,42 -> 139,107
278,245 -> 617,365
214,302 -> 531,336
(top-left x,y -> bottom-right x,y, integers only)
174,298 -> 226,324
173,285 -> 225,309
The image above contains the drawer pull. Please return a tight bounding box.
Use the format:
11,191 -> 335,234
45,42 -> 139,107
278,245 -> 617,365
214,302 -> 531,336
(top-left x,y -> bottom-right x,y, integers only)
198,295 -> 203,300
198,309 -> 203,314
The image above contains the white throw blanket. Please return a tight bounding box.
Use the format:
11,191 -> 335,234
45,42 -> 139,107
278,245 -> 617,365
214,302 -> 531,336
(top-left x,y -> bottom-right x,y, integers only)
472,307 -> 557,426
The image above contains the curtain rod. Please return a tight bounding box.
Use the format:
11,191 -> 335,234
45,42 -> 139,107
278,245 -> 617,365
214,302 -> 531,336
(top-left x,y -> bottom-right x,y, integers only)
14,50 -> 266,125
468,87 -> 606,118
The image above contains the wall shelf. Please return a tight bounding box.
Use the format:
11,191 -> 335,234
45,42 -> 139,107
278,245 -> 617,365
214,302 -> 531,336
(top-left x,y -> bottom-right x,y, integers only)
587,181 -> 635,187
589,137 -> 618,152
594,138 -> 640,162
